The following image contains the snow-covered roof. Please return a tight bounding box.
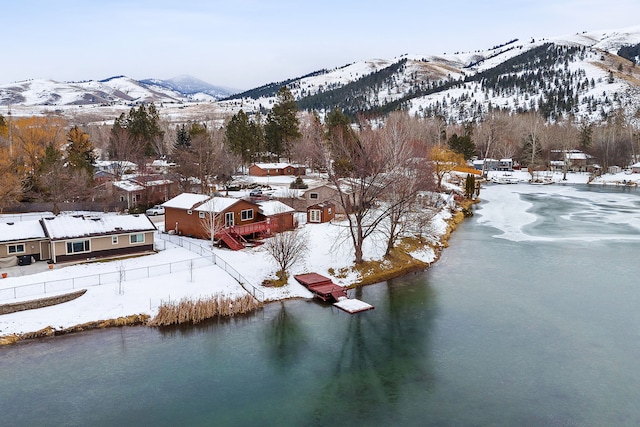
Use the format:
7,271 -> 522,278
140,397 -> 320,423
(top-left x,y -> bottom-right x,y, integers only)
194,197 -> 241,213
162,193 -> 209,209
0,220 -> 47,243
94,160 -> 137,170
112,180 -> 144,192
144,179 -> 172,187
149,159 -> 176,167
566,152 -> 589,160
252,162 -> 302,169
257,200 -> 295,216
41,214 -> 156,240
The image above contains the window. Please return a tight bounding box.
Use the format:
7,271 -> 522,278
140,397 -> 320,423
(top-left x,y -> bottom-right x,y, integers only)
241,209 -> 254,221
8,243 -> 25,254
309,209 -> 321,223
130,234 -> 145,244
66,240 -> 90,254
187,210 -> 193,215
328,207 -> 332,214
309,192 -> 319,199
199,211 -> 205,219
112,236 -> 119,245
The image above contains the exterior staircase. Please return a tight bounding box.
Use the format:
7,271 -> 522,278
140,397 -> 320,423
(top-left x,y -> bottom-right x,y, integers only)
216,228 -> 245,250
214,219 -> 276,251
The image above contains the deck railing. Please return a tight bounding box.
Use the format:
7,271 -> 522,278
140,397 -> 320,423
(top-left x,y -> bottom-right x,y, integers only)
219,218 -> 276,237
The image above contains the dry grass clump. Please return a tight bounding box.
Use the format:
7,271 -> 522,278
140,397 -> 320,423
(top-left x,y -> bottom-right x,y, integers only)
0,334 -> 21,345
149,294 -> 262,326
352,249 -> 429,286
346,200 -> 473,287
327,267 -> 350,279
262,271 -> 289,287
0,314 -> 150,345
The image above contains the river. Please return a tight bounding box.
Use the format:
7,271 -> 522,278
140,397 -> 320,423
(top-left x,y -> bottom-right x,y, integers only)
2,184 -> 640,426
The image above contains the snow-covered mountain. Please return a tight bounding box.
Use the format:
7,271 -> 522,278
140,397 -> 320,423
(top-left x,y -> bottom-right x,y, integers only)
3,25 -> 640,126
221,25 -> 640,125
139,75 -> 238,101
0,75 -> 236,107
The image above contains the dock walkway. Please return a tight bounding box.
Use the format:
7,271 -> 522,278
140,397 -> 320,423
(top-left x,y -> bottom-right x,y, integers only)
294,273 -> 374,314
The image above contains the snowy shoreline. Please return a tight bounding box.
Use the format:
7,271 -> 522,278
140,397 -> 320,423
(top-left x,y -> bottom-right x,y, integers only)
0,198 -> 455,344
3,170 -> 639,345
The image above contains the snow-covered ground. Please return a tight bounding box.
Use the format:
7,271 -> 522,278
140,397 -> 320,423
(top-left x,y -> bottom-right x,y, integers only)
3,168 -> 637,338
0,198 -> 450,337
486,169 -> 640,186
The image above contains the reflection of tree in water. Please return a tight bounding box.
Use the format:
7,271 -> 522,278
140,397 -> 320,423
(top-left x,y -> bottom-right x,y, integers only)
267,301 -> 308,372
309,280 -> 437,426
154,314 -> 254,340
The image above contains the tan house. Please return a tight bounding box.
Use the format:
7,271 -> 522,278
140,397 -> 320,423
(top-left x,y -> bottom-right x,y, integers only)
1,214 -> 156,266
0,220 -> 49,266
300,184 -> 349,214
40,215 -> 156,264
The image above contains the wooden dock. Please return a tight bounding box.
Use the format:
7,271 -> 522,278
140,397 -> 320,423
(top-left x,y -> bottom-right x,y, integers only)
294,273 -> 374,314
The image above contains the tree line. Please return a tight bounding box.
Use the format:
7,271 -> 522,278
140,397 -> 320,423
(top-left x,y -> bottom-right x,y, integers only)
2,85 -> 640,262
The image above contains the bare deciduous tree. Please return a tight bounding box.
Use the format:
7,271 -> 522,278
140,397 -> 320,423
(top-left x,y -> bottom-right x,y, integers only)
263,228 -> 309,278
173,126 -> 234,194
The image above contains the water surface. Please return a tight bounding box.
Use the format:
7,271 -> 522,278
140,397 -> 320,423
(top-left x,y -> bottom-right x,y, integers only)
2,184 -> 640,426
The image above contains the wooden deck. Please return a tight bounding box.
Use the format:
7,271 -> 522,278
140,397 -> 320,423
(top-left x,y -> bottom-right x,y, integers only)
294,273 -> 374,314
294,273 -> 347,301
214,219 -> 276,250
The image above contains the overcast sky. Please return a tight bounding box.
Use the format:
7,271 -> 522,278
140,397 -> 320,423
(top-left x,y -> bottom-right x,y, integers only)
2,0 -> 640,90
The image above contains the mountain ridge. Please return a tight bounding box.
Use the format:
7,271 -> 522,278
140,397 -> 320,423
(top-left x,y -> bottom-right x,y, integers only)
3,25 -> 640,125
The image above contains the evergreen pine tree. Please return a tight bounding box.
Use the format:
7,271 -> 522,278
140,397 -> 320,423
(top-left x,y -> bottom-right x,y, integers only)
66,126 -> 96,177
226,110 -> 263,166
175,124 -> 191,148
264,87 -> 301,160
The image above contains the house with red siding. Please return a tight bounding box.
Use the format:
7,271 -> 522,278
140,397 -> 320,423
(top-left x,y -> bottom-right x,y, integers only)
307,202 -> 335,224
248,163 -> 306,177
256,200 -> 296,232
162,193 -> 296,250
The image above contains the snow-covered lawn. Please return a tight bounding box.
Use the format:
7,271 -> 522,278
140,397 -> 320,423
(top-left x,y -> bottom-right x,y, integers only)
3,168 -> 637,338
0,207 -> 448,337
